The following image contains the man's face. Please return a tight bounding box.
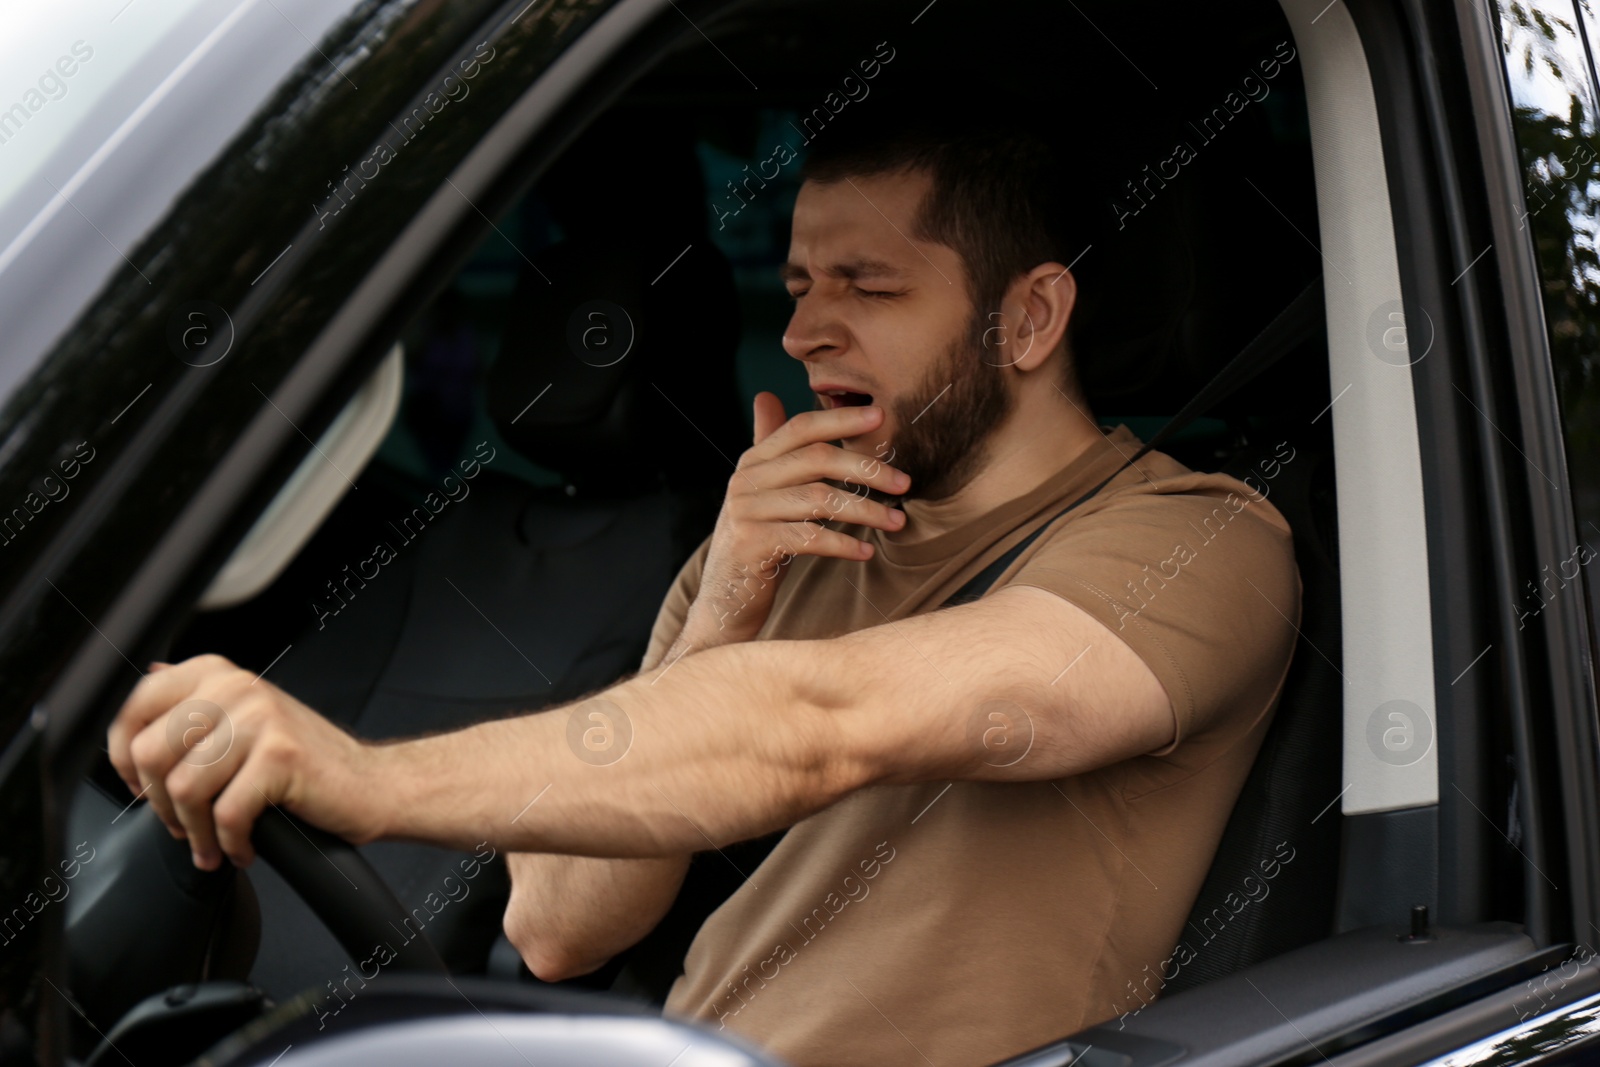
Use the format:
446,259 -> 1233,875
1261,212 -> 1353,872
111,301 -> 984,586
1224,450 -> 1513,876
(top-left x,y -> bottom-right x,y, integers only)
781,169 -> 1012,501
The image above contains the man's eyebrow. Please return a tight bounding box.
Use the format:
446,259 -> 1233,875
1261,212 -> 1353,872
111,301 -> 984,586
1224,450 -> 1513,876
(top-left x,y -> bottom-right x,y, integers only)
779,258 -> 912,285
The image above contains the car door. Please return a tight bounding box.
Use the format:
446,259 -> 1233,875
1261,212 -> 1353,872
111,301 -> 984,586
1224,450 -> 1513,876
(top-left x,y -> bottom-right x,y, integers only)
0,0 -> 651,1056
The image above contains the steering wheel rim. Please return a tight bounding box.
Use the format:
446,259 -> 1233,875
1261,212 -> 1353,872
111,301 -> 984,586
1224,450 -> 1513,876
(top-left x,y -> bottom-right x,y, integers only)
251,805 -> 448,974
64,777 -> 446,1036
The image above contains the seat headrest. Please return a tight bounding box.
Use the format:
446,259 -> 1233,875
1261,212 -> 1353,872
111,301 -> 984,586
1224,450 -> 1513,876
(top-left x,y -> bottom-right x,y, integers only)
1062,93 -> 1322,418
486,235 -> 745,494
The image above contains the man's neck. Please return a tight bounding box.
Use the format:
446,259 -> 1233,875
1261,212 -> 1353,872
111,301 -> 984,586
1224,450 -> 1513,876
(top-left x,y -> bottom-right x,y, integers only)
893,390 -> 1107,543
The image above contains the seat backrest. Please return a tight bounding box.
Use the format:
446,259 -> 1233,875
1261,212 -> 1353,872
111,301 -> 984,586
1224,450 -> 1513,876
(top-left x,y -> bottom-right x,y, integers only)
484,105 -> 746,495
1159,435 -> 1343,995
241,111 -> 747,995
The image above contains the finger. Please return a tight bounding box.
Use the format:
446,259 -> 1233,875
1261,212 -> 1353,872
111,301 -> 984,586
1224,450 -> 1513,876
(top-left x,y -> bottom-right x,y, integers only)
746,484 -> 906,533
108,654 -> 234,793
109,674 -> 191,795
212,751 -> 281,868
770,522 -> 876,563
123,663 -> 243,836
144,781 -> 185,841
755,441 -> 911,496
127,713 -> 188,836
747,404 -> 885,462
752,391 -> 787,445
164,708 -> 248,870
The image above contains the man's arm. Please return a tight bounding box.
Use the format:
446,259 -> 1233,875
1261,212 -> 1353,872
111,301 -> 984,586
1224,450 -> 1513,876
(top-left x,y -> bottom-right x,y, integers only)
108,583 -> 1174,866
503,585 -> 772,980
474,394 -> 913,978
503,850 -> 689,980
500,555 -> 712,982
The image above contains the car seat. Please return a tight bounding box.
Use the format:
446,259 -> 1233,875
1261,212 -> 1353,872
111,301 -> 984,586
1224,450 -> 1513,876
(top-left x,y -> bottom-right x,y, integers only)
1074,115 -> 1344,992
237,120 -> 746,998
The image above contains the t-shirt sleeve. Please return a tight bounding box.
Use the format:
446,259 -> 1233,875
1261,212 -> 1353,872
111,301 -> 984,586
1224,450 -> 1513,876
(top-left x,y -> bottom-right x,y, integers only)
1004,473 -> 1301,757
641,535 -> 714,671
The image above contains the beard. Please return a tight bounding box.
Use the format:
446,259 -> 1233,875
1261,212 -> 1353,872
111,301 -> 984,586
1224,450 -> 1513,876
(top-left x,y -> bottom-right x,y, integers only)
880,308 -> 1014,501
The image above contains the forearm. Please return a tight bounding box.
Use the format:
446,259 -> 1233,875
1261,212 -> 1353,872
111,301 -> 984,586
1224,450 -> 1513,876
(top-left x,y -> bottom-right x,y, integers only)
370,639 -> 876,857
505,602 -> 760,978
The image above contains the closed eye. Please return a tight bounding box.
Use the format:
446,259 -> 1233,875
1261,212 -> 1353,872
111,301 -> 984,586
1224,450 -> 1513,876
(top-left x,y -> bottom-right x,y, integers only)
785,286 -> 902,301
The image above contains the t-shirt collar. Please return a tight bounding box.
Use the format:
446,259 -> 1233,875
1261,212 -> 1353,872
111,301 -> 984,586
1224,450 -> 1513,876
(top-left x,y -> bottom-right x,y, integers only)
873,423 -> 1145,569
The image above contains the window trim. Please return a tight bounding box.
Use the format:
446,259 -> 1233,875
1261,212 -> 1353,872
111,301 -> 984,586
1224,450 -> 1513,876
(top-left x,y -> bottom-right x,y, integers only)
1278,0 -> 1440,820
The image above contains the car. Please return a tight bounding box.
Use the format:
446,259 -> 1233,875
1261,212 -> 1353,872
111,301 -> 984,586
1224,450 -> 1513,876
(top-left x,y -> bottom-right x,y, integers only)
0,0 -> 1598,1063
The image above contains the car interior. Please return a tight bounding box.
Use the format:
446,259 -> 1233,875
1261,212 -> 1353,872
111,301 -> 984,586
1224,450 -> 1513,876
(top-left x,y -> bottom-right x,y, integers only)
59,0 -> 1383,1058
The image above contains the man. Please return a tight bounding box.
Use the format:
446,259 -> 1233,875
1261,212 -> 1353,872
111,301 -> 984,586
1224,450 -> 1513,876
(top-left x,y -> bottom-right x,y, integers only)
109,103 -> 1301,1066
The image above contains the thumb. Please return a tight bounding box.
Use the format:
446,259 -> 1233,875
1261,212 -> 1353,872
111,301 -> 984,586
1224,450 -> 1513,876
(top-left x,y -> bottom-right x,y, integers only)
752,391 -> 787,445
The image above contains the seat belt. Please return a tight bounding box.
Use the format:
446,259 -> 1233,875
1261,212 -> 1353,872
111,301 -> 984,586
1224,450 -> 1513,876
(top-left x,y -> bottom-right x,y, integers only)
940,276 -> 1325,608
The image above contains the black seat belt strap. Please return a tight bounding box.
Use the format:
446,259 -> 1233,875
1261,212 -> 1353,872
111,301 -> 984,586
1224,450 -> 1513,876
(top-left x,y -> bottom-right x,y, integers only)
940,276 -> 1324,609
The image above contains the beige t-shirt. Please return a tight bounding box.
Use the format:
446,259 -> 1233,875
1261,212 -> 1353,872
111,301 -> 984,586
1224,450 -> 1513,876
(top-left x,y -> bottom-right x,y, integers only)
651,424 -> 1302,1067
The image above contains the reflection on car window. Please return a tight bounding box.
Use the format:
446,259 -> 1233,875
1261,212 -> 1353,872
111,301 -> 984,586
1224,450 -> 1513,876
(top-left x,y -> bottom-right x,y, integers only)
0,0 -> 603,616
1498,0 -> 1600,648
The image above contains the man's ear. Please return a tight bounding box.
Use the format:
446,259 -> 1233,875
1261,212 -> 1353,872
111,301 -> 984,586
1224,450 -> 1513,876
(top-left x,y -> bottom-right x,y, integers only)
1004,263 -> 1076,375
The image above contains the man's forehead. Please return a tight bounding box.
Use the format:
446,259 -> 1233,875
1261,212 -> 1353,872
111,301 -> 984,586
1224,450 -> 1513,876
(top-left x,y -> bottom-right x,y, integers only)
782,170 -> 945,284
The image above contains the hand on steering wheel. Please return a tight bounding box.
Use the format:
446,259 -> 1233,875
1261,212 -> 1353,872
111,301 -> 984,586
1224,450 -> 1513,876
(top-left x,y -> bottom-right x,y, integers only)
107,655 -> 381,871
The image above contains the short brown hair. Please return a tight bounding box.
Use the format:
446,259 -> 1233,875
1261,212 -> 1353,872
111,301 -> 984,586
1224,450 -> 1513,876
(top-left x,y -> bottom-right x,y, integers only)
799,93 -> 1092,397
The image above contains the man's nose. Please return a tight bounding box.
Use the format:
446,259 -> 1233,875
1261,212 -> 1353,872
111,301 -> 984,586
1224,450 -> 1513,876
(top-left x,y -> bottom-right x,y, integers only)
781,296 -> 844,363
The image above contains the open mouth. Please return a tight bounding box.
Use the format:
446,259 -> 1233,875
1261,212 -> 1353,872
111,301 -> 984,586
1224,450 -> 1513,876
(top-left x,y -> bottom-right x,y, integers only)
818,389 -> 874,409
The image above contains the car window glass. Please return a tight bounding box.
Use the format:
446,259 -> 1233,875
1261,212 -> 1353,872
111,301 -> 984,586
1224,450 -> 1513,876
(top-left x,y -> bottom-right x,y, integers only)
1497,0 -> 1600,658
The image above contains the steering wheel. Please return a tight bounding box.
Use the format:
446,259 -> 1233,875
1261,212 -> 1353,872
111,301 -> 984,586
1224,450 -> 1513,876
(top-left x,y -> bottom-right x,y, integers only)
65,780 -> 445,1036
251,804 -> 448,973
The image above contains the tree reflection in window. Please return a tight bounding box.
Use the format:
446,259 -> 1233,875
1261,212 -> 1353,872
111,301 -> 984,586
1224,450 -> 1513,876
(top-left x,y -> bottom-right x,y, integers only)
1500,0 -> 1600,615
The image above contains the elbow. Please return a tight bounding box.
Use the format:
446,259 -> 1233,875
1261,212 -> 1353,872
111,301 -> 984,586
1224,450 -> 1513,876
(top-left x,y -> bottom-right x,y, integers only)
789,695 -> 886,809
795,644 -> 894,797
503,902 -> 608,983
520,942 -> 606,984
